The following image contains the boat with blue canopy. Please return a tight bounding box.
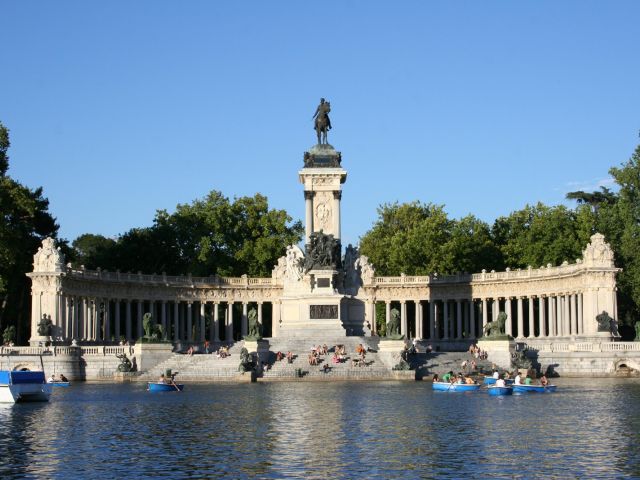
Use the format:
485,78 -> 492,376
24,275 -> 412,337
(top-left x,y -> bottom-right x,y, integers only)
487,385 -> 513,396
513,384 -> 557,393
432,381 -> 480,392
0,370 -> 52,403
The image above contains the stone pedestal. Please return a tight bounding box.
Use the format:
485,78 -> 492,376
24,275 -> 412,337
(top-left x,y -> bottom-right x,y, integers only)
477,338 -> 516,369
135,343 -> 174,374
243,339 -> 270,356
377,339 -> 408,369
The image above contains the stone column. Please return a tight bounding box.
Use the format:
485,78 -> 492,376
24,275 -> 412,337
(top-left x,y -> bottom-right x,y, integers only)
517,297 -> 524,339
557,296 -> 564,336
90,298 -> 97,341
456,300 -> 462,340
161,301 -> 167,337
126,300 -> 132,342
505,298 -> 513,337
304,191 -> 314,244
429,301 -> 436,339
149,300 -> 155,325
493,298 -> 499,322
226,302 -> 234,341
385,301 -> 391,332
200,302 -> 206,342
207,303 -> 215,341
333,191 -> 341,240
443,300 -> 449,340
415,301 -> 423,339
104,299 -> 111,342
528,297 -> 535,338
577,293 -> 583,335
564,294 -> 571,337
400,301 -> 407,337
539,296 -> 546,337
136,301 -> 143,341
257,302 -> 263,334
550,296 -> 557,337
241,302 -> 248,338
469,300 -> 476,338
481,298 -> 488,334
570,293 -> 577,336
173,301 -> 180,342
186,303 -> 193,342
71,296 -> 78,341
114,299 -> 121,343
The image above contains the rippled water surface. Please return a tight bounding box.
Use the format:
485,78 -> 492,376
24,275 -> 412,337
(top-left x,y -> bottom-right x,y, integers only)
1,379 -> 640,479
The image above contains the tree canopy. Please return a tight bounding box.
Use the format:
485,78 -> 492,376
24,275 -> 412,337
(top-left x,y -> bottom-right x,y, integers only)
71,191 -> 303,277
0,122 -> 60,343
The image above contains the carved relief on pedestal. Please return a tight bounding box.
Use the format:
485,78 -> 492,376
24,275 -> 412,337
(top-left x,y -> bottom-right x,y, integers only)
33,237 -> 64,273
583,233 -> 615,268
313,191 -> 333,232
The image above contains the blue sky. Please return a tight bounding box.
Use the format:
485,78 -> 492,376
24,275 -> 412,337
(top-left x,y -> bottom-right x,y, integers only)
2,1 -> 639,248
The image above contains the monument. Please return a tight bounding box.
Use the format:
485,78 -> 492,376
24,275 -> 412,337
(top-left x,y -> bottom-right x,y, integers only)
274,99 -> 366,337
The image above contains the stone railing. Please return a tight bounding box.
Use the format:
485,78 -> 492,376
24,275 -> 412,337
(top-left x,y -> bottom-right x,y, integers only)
517,341 -> 640,353
0,345 -> 135,357
64,267 -> 276,288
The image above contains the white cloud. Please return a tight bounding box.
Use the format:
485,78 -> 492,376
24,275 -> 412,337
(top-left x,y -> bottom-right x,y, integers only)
564,176 -> 616,193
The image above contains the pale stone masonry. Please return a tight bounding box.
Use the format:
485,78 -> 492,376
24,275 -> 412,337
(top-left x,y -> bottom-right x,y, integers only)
27,232 -> 619,347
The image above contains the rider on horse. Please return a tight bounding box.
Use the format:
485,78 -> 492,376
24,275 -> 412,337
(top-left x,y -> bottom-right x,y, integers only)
312,98 -> 332,144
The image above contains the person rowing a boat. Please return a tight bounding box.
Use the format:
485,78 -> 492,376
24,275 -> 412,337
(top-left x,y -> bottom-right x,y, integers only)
59,373 -> 68,382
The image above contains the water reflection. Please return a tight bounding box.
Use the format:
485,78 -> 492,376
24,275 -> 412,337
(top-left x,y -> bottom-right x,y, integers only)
0,379 -> 639,478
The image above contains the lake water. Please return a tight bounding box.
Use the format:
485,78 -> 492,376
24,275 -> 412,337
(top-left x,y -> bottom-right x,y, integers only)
1,379 -> 639,479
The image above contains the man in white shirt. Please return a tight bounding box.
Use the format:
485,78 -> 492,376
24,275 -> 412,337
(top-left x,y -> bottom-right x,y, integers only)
514,372 -> 522,385
492,370 -> 499,379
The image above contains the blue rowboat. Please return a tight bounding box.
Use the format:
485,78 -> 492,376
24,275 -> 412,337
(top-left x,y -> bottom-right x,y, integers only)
513,384 -> 557,393
432,381 -> 480,392
147,382 -> 184,392
0,370 -> 52,403
487,385 -> 513,396
484,377 -> 514,385
50,382 -> 70,388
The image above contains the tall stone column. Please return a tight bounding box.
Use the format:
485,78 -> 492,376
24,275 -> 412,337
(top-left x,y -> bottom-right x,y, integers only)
161,301 -> 167,338
505,298 -> 512,337
385,301 -> 391,332
577,293 -> 583,335
71,296 -> 78,341
469,300 -> 476,338
570,294 -> 577,336
257,302 -> 263,334
271,301 -> 280,338
148,300 -> 155,325
82,298 -> 89,341
564,294 -> 571,336
241,302 -> 248,337
493,298 -> 499,322
104,299 -> 111,342
415,301 -> 423,339
226,302 -> 234,342
528,297 -> 535,338
400,301 -> 407,337
173,301 -> 180,343
126,299 -> 132,342
304,191 -> 314,244
89,298 -> 96,341
136,301 -> 143,341
550,296 -> 557,337
456,300 -> 462,340
333,191 -> 342,240
481,298 -> 488,334
200,302 -> 206,342
186,303 -> 193,342
114,299 -> 121,342
207,303 -> 215,341
539,296 -> 546,337
517,297 -> 524,339
429,301 -> 436,339
443,300 -> 449,340
557,296 -> 564,336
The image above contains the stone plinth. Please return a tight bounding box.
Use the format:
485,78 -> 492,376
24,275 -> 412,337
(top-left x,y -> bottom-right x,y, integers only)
377,339 -> 408,369
135,343 -> 174,374
477,338 -> 516,369
244,339 -> 270,356
278,294 -> 346,337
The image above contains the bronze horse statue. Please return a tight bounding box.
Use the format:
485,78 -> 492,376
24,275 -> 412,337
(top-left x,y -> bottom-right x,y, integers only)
312,98 -> 331,144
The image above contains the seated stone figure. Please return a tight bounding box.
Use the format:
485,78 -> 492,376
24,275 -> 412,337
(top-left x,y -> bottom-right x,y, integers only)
385,308 -> 404,340
483,312 -> 507,337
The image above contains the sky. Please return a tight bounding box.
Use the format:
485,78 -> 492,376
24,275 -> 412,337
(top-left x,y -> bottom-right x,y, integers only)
2,1 -> 639,248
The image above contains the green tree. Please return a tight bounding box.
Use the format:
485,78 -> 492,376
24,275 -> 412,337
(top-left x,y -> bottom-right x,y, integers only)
492,203 -> 587,269
0,122 -> 60,343
608,144 -> 640,327
359,202 -> 501,276
73,191 -> 303,277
